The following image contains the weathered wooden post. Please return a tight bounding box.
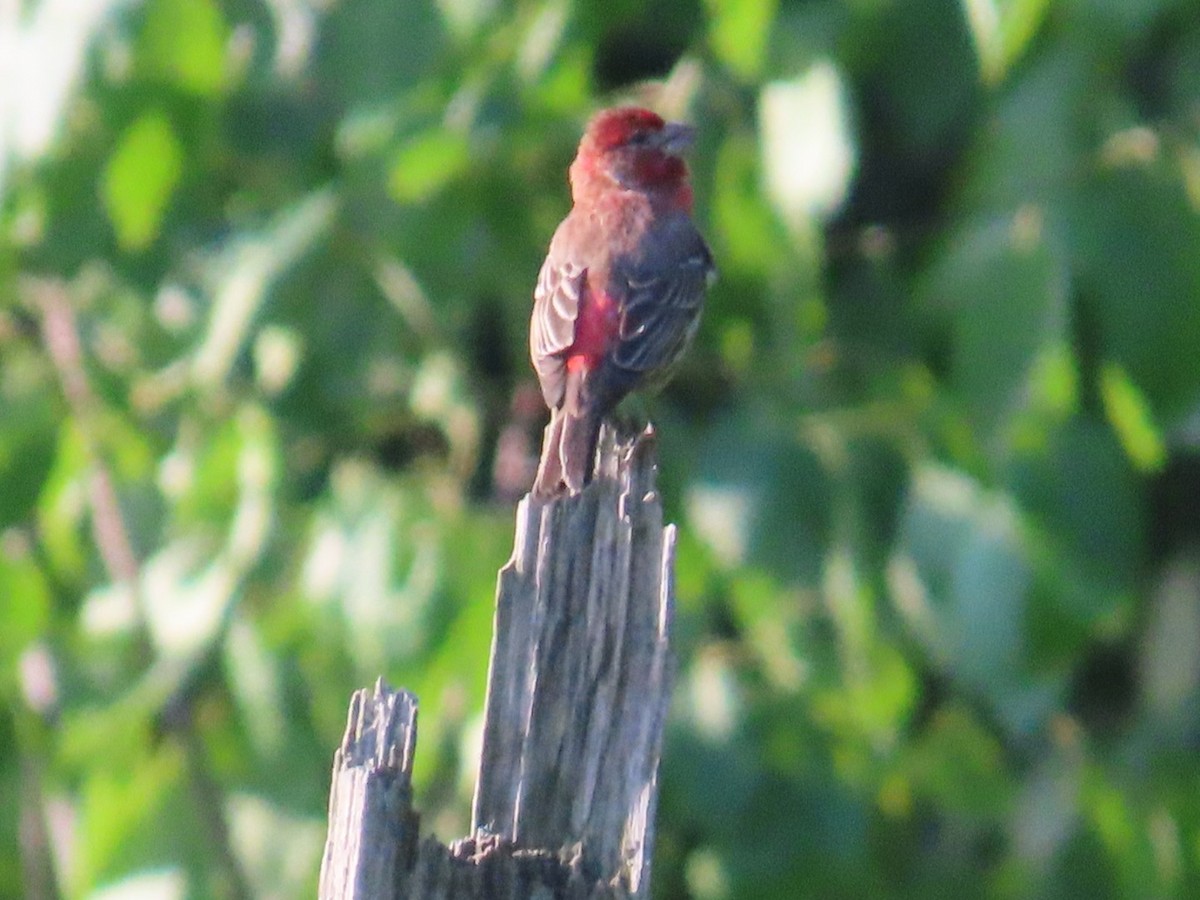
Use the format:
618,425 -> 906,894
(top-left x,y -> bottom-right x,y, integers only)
319,423 -> 676,899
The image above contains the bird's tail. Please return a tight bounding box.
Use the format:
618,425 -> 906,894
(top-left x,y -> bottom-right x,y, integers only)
532,369 -> 602,496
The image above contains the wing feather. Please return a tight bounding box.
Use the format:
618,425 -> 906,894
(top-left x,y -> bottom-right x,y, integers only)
530,227 -> 589,408
611,223 -> 714,373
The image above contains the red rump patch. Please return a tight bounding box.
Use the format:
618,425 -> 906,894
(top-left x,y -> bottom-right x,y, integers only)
566,284 -> 618,372
588,107 -> 665,150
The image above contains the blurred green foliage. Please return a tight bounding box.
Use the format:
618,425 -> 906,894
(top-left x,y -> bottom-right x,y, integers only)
3,0 -> 1200,897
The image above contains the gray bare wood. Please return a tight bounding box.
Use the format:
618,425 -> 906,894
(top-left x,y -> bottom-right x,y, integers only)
319,423 -> 675,899
472,423 -> 675,896
319,680 -> 420,899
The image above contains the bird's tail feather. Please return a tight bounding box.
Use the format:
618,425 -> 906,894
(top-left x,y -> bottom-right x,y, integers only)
532,368 -> 602,496
559,405 -> 602,494
533,409 -> 565,497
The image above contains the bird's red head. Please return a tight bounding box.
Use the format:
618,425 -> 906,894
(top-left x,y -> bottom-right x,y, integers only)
570,106 -> 695,202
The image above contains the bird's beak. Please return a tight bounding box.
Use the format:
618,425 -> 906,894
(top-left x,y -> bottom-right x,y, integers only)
655,122 -> 695,155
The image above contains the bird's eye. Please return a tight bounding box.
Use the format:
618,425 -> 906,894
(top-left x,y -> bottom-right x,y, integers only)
626,131 -> 650,146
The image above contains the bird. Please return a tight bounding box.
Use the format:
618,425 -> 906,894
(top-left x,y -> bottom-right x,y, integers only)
529,106 -> 715,496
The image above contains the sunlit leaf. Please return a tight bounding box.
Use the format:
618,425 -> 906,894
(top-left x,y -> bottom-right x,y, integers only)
192,189 -> 337,387
224,616 -> 287,759
711,132 -> 788,275
902,705 -> 1011,817
76,747 -> 185,893
435,0 -> 499,40
0,552 -> 50,671
139,538 -> 233,658
101,112 -> 183,251
962,0 -> 1053,84
1100,363 -> 1166,473
388,130 -> 471,204
137,0 -> 228,95
705,0 -> 778,80
759,61 -> 856,228
302,462 -> 443,676
812,640 -> 917,753
517,0 -> 569,84
89,869 -> 187,900
0,0 -> 121,168
226,793 -> 324,897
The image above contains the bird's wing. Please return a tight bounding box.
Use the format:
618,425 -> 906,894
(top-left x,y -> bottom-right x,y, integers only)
612,220 -> 715,374
530,228 -> 589,408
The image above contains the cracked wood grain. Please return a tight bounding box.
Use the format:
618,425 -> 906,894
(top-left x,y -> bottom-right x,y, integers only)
320,423 -> 674,899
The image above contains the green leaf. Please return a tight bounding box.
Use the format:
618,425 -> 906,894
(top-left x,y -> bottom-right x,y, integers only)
903,705 -> 1011,817
137,0 -> 227,95
0,398 -> 57,528
36,420 -> 91,582
388,130 -> 471,204
1008,418 -> 1143,618
851,0 -> 980,163
0,552 -> 50,672
1100,364 -> 1166,473
89,870 -> 186,900
315,0 -> 443,106
102,112 -> 183,251
712,132 -> 790,276
958,50 -> 1085,213
813,640 -> 918,753
690,416 -> 831,584
193,189 -> 338,388
169,417 -> 242,526
1068,160 -> 1200,416
917,210 -> 1068,449
897,466 -> 1027,680
891,465 -> 1061,733
301,463 -> 442,675
962,0 -> 1053,84
705,0 -> 779,80
226,794 -> 324,897
76,747 -> 184,893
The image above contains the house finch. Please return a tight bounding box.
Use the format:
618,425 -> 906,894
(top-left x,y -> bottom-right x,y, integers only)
530,106 -> 715,496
